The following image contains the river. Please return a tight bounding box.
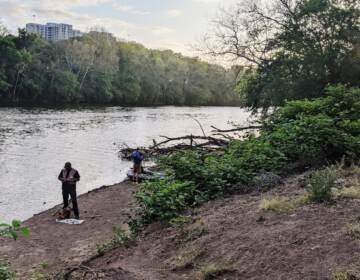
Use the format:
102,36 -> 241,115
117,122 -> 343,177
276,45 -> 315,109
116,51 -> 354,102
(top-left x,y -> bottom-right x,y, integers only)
0,106 -> 252,222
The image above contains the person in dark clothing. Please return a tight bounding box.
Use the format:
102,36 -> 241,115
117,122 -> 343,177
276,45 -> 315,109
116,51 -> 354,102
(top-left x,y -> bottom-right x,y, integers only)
131,148 -> 144,183
58,162 -> 80,219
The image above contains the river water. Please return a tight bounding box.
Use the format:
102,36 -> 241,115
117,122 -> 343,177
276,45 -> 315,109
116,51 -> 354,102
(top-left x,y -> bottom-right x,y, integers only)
0,106 -> 252,222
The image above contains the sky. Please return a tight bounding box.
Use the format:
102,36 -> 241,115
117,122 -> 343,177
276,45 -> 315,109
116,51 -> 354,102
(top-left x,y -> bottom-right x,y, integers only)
0,0 -> 238,57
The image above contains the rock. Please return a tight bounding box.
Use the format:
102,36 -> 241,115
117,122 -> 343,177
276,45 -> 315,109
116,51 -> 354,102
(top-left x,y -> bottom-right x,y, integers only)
253,172 -> 282,192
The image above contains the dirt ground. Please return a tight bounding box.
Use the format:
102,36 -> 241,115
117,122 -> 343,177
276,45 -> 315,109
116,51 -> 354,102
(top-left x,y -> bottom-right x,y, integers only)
0,181 -> 135,279
81,173 -> 360,280
2,172 -> 360,279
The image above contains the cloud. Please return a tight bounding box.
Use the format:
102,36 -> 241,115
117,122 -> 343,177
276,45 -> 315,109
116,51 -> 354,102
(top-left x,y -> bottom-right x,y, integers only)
165,9 -> 182,18
151,26 -> 175,35
111,3 -> 150,15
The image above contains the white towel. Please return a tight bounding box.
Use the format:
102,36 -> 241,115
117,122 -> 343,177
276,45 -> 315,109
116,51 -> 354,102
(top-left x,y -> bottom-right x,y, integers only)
55,218 -> 84,225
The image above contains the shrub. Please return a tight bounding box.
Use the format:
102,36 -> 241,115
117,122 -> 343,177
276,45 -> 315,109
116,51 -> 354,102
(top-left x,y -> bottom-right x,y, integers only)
308,167 -> 337,202
134,178 -> 197,223
0,220 -> 29,240
130,85 -> 360,227
0,261 -> 15,280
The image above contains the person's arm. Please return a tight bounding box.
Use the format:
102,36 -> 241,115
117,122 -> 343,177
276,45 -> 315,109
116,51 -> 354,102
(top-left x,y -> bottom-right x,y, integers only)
74,171 -> 80,182
58,171 -> 64,182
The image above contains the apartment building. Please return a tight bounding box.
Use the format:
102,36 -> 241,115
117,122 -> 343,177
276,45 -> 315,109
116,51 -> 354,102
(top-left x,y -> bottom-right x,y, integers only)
25,22 -> 83,42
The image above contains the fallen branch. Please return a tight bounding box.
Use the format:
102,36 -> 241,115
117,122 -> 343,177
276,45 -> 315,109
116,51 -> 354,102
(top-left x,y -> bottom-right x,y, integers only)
211,125 -> 262,133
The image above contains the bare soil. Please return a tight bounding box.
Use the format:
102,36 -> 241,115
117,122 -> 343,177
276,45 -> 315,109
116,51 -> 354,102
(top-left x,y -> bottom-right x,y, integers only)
79,173 -> 360,280
2,172 -> 360,280
0,181 -> 135,279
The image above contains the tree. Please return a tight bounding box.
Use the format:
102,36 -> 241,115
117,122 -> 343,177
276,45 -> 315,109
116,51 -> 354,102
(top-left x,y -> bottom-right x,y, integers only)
203,0 -> 360,110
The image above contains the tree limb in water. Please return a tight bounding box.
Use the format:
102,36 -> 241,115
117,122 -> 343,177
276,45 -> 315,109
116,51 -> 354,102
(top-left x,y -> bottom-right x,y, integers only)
211,125 -> 262,133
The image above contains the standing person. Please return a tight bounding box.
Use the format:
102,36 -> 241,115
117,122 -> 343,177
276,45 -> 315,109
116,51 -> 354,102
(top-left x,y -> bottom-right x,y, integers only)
58,162 -> 80,219
131,148 -> 144,183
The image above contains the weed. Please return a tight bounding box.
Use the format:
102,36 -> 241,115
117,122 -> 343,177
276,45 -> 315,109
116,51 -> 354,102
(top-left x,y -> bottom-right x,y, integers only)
331,271 -> 348,280
308,167 -> 337,202
337,186 -> 360,199
0,261 -> 15,280
347,223 -> 360,240
259,193 -> 309,213
181,220 -> 209,243
331,267 -> 360,280
194,262 -> 234,280
169,216 -> 193,233
168,247 -> 205,271
97,228 -> 133,254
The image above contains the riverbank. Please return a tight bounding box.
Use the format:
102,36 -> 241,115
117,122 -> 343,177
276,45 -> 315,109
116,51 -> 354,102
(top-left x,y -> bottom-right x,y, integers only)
0,181 -> 135,279
1,168 -> 360,279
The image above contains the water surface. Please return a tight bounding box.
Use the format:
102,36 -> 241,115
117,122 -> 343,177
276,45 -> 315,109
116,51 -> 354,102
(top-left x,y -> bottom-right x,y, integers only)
0,106 -> 252,222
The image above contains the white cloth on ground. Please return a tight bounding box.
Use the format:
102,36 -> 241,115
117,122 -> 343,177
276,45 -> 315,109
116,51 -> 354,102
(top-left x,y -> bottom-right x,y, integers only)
55,218 -> 84,225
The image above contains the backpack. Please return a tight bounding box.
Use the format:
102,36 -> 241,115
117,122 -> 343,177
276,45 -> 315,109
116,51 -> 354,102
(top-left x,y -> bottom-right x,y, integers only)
132,150 -> 143,164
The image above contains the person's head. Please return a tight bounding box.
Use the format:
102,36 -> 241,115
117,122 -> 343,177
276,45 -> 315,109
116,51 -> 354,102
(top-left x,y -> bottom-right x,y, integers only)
64,162 -> 72,170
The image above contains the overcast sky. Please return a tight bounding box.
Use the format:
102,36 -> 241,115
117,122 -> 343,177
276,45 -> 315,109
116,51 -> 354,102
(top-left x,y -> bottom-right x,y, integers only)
0,0 -> 237,56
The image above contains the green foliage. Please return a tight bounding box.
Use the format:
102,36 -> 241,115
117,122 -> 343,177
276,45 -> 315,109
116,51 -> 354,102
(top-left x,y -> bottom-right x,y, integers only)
0,30 -> 240,106
130,85 -> 359,227
263,85 -> 360,164
308,167 -> 337,202
229,0 -> 360,110
135,178 -> 197,223
96,228 -> 132,254
0,261 -> 15,280
0,220 -> 30,240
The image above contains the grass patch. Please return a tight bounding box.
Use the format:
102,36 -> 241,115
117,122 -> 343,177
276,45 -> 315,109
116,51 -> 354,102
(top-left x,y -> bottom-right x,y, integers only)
194,262 -> 234,280
331,267 -> 360,280
169,215 -> 193,233
168,247 -> 205,271
30,262 -> 49,280
347,223 -> 360,240
336,186 -> 360,199
96,228 -> 133,255
259,193 -> 310,213
308,167 -> 337,202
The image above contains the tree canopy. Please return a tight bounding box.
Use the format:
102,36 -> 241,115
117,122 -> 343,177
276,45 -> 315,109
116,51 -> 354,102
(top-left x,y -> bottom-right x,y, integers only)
203,0 -> 360,111
0,29 -> 240,106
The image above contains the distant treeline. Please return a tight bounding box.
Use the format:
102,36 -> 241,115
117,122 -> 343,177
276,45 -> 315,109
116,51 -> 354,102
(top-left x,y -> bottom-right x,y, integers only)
0,29 -> 241,106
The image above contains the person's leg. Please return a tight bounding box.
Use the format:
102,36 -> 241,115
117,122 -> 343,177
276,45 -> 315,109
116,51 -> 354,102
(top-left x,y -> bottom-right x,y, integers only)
133,163 -> 138,183
69,186 -> 79,218
62,186 -> 69,209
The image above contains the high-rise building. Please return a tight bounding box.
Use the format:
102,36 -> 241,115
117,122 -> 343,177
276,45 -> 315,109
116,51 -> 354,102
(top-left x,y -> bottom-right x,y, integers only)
25,22 -> 83,42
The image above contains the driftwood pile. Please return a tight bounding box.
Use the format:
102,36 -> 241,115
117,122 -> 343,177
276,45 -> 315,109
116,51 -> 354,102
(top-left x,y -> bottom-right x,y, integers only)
119,124 -> 261,160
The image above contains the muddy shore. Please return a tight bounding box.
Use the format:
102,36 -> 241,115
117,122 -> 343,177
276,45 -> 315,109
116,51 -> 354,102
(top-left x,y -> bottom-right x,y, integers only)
0,180 -> 135,279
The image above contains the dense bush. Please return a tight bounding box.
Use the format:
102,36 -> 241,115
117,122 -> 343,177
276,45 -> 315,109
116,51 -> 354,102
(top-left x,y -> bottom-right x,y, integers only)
132,85 -> 360,226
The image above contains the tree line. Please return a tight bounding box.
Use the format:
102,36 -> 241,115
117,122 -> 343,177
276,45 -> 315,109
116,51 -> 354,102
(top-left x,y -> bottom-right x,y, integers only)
0,27 -> 241,106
